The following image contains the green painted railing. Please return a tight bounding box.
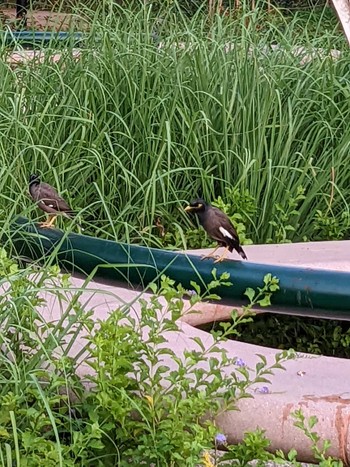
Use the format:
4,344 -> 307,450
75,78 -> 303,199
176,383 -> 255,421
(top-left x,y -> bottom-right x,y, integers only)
10,217 -> 350,315
0,31 -> 84,47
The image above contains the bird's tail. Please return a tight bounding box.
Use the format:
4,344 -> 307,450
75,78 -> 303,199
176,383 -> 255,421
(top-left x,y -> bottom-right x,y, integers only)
63,210 -> 78,218
63,211 -> 83,230
237,245 -> 248,260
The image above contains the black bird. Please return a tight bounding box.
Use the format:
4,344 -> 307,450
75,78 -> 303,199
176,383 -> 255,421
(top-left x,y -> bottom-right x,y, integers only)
184,198 -> 248,263
29,174 -> 76,229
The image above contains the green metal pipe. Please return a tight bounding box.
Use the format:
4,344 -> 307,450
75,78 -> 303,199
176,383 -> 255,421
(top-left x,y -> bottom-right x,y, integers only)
10,217 -> 350,314
0,31 -> 84,48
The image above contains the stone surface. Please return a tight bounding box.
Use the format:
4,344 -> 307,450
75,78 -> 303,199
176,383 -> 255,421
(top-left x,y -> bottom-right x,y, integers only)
331,0 -> 350,46
5,48 -> 81,67
185,240 -> 350,272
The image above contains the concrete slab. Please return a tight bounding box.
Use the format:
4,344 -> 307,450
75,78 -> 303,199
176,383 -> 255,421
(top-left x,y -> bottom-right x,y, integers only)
36,272 -> 350,463
185,240 -> 350,272
331,0 -> 350,47
4,48 -> 82,67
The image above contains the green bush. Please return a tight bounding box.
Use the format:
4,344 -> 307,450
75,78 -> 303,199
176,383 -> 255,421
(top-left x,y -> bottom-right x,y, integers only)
0,248 -> 97,465
204,311 -> 350,358
0,247 -> 297,465
85,271 -> 293,465
0,2 -> 346,249
0,247 -> 345,465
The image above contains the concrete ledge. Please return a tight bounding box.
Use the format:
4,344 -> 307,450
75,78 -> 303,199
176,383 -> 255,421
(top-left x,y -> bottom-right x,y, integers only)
3,48 -> 81,66
185,240 -> 350,272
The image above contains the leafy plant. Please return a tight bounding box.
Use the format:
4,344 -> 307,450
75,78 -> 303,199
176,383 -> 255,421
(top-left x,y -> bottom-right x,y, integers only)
313,209 -> 350,240
267,186 -> 306,243
0,2 -> 348,250
162,225 -> 216,250
218,429 -> 274,465
211,311 -> 350,358
217,410 -> 343,466
85,271 -> 294,466
0,233 -> 345,465
275,410 -> 343,467
0,248 -> 99,465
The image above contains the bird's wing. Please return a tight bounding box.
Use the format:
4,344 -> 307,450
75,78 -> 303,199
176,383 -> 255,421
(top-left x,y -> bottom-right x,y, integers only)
209,207 -> 240,243
36,183 -> 73,212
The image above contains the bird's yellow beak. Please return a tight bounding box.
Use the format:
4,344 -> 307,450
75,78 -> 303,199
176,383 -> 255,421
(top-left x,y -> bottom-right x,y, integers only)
184,205 -> 193,212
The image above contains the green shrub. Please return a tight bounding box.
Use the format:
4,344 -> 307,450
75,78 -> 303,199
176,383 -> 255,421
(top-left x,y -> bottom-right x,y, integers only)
0,247 -> 296,465
218,412 -> 343,466
0,2 -> 347,249
0,248 -> 98,465
0,247 -> 345,465
207,312 -> 350,358
85,271 -> 293,465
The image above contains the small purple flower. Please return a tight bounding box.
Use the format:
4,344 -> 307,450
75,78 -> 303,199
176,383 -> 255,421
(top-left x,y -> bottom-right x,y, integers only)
235,357 -> 246,367
215,433 -> 227,445
187,289 -> 197,296
257,386 -> 269,394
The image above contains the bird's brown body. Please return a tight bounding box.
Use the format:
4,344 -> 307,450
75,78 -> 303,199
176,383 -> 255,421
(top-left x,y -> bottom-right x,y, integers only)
184,198 -> 247,262
29,174 -> 75,228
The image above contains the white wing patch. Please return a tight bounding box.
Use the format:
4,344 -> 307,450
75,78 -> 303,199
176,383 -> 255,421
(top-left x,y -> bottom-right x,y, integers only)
219,226 -> 233,239
40,200 -> 54,207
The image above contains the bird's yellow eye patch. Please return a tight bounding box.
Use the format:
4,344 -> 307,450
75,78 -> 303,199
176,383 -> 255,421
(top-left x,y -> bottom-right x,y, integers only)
185,203 -> 203,212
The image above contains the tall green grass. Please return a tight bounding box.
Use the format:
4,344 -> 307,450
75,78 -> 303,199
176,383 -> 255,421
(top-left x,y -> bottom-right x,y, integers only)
0,1 -> 349,248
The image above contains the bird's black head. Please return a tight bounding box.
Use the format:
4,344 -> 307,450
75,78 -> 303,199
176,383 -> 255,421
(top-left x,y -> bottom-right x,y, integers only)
184,198 -> 207,214
29,174 -> 40,185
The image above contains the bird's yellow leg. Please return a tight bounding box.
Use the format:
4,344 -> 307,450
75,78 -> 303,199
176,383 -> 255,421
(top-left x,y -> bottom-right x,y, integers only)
201,245 -> 221,261
39,215 -> 57,229
214,246 -> 229,263
38,215 -> 51,228
48,215 -> 57,227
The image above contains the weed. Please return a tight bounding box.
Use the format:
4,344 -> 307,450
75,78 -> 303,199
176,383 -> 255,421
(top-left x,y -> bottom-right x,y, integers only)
85,271 -> 294,465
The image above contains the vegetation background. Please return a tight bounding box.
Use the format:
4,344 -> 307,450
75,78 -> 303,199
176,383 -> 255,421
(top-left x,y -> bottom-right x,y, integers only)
1,0 -> 348,251
0,0 -> 348,464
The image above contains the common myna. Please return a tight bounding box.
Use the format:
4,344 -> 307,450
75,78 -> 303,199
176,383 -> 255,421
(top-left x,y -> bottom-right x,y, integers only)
29,174 -> 76,228
184,198 -> 248,263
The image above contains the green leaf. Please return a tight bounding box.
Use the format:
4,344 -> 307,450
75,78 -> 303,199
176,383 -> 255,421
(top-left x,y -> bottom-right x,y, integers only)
191,336 -> 205,351
263,274 -> 272,285
287,448 -> 298,461
308,415 -> 318,429
148,282 -> 158,294
244,287 -> 255,302
257,296 -> 271,307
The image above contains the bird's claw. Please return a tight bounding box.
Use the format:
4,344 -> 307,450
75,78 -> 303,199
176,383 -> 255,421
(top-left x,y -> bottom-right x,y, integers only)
38,222 -> 53,229
213,257 -> 225,264
200,254 -> 218,261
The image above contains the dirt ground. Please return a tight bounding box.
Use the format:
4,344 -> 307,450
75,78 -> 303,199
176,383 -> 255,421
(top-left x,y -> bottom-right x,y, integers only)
0,8 -> 85,30
0,8 -> 85,67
